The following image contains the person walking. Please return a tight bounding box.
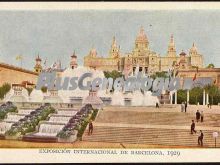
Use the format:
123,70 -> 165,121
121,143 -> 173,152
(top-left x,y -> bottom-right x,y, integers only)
185,101 -> 187,113
181,102 -> 185,112
88,120 -> 93,135
156,102 -> 159,108
196,110 -> 201,122
191,120 -> 197,134
201,111 -> 204,122
198,130 -> 204,146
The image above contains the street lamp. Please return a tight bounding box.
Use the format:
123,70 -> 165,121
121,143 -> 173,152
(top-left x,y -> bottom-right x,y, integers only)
212,132 -> 219,148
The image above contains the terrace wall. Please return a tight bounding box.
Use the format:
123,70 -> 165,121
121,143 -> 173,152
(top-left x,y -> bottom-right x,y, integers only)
0,63 -> 38,86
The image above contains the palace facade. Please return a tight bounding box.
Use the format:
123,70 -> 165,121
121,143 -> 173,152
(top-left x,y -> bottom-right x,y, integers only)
84,27 -> 204,75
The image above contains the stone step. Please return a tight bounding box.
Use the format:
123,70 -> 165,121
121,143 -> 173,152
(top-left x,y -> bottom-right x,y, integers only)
83,126 -> 219,147
96,111 -> 220,127
84,134 -> 215,141
84,136 -> 215,143
84,139 -> 215,147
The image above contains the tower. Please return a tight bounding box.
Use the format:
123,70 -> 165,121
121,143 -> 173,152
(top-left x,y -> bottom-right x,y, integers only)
89,47 -> 97,58
70,51 -> 78,69
134,26 -> 149,52
109,36 -> 120,58
189,42 -> 198,56
34,55 -> 42,74
189,43 -> 203,68
167,34 -> 177,57
179,51 -> 187,69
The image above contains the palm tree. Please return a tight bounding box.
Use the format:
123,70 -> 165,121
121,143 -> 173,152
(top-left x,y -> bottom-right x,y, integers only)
191,87 -> 202,104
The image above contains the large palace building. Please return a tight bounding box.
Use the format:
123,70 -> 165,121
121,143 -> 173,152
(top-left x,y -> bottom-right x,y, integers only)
84,27 -> 204,75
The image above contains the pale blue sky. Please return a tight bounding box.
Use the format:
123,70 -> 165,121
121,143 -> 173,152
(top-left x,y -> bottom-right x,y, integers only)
0,10 -> 219,70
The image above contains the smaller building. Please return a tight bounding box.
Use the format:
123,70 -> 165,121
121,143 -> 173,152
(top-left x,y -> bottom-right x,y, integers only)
21,81 -> 35,89
177,68 -> 220,88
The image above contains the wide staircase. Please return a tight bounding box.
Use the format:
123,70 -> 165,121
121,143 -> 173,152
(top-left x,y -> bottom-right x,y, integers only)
83,126 -> 218,147
82,107 -> 220,148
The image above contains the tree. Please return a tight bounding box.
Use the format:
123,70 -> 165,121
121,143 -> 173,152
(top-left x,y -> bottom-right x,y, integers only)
0,83 -> 11,100
103,70 -> 123,92
190,87 -> 203,104
41,86 -> 48,93
104,70 -> 123,81
177,89 -> 187,104
204,84 -> 220,105
26,87 -> 33,96
150,71 -> 168,79
206,63 -> 215,68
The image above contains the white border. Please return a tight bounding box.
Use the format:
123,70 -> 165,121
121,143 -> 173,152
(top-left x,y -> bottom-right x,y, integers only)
0,2 -> 220,163
0,2 -> 219,10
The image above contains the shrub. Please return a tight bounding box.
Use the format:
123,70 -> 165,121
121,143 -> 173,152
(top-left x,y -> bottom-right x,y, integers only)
41,86 -> 48,93
25,87 -> 33,96
0,83 -> 11,100
76,109 -> 99,140
0,105 -> 17,119
5,106 -> 56,137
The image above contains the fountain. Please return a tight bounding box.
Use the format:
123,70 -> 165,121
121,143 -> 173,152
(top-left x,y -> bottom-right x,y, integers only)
43,89 -> 63,103
131,91 -> 144,106
48,116 -> 72,124
57,110 -> 77,116
34,123 -> 65,137
124,92 -> 133,106
3,114 -> 26,122
0,122 -> 13,134
59,66 -> 105,104
97,89 -> 112,105
29,89 -> 44,102
143,91 -> 159,106
18,109 -> 35,115
112,64 -> 159,106
82,89 -> 103,109
111,90 -> 125,106
2,64 -> 159,107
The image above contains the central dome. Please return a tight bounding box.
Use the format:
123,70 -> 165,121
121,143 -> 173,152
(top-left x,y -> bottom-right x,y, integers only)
136,26 -> 148,42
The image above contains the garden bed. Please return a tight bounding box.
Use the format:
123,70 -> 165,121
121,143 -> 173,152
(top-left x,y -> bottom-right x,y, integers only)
5,106 -> 56,140
0,103 -> 17,120
76,108 -> 98,141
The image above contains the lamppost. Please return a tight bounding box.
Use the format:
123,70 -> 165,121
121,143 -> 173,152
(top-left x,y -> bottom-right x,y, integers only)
213,132 -> 219,148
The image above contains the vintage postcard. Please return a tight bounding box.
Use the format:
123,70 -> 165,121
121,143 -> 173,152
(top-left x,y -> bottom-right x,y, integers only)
0,2 -> 220,163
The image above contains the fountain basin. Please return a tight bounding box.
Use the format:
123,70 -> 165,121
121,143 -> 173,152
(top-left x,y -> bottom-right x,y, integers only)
0,122 -> 14,135
3,114 -> 26,122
